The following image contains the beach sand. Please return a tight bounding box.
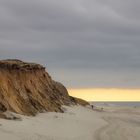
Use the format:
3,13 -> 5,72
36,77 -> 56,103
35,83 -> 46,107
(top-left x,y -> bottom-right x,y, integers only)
0,105 -> 140,140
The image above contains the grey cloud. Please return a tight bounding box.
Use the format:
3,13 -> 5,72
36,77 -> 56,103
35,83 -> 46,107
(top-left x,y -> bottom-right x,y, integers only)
0,0 -> 140,88
98,0 -> 140,20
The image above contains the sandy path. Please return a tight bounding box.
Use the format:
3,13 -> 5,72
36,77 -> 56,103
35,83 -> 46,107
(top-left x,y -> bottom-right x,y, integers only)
95,108 -> 140,140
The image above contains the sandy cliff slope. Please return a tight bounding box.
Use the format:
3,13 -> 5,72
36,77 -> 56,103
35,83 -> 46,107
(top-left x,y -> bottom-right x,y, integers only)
0,59 -> 89,117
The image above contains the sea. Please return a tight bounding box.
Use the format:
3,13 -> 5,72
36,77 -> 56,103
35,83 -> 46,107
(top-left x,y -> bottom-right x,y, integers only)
90,102 -> 140,107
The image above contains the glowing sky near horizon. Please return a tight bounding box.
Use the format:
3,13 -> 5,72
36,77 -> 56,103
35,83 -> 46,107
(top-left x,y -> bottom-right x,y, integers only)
68,89 -> 140,101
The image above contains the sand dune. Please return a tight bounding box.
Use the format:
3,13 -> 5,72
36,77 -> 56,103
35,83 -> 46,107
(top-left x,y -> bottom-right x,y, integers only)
0,105 -> 140,140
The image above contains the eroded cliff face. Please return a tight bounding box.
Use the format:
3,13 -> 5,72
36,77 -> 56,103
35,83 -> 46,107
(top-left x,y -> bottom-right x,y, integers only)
0,60 -> 89,116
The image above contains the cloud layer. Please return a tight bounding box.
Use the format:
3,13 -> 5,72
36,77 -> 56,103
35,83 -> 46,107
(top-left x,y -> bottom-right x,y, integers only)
0,0 -> 140,88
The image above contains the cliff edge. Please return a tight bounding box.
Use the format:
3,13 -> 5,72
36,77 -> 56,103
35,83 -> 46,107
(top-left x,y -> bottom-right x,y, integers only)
0,59 -> 89,117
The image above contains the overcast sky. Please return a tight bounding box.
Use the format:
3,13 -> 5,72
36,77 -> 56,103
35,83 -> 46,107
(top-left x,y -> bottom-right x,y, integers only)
0,0 -> 140,88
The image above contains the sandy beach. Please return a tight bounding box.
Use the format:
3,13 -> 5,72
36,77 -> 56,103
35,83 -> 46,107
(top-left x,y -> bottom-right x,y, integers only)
0,105 -> 140,140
